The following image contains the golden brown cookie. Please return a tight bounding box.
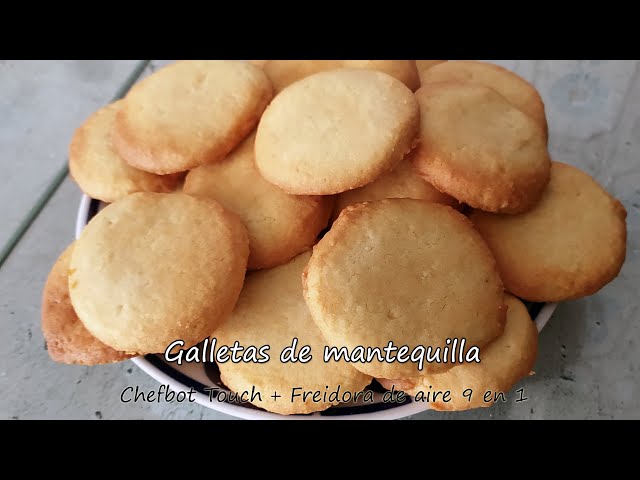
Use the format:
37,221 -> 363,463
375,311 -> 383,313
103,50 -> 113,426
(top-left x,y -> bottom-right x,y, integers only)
69,192 -> 250,354
378,294 -> 538,411
113,60 -> 273,174
248,60 -> 269,67
412,82 -> 551,214
41,243 -> 133,365
262,60 -> 420,93
184,133 -> 333,270
415,60 -> 447,84
470,162 -> 627,302
420,61 -> 547,132
216,251 -> 372,415
331,154 -> 459,221
255,69 -> 420,195
303,199 -> 506,379
69,101 -> 181,203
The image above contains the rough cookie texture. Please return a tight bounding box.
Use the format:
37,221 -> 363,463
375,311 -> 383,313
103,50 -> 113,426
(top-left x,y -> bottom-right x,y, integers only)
332,154 -> 459,221
420,61 -> 547,133
69,101 -> 181,202
113,60 -> 273,174
255,69 -> 420,195
303,199 -> 506,379
378,294 -> 538,411
69,192 -> 250,354
216,252 -> 372,415
41,243 -> 133,365
470,162 -> 627,302
412,82 -> 551,213
184,133 -> 333,270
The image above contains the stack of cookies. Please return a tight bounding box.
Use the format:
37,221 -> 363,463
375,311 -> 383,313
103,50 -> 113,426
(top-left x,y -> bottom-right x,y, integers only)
41,60 -> 627,415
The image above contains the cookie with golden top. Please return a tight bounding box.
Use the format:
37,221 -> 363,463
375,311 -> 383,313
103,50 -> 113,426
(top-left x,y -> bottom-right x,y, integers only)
184,133 -> 333,270
262,60 -> 420,93
69,192 -> 250,354
331,155 -> 459,221
412,82 -> 551,214
419,61 -> 547,132
303,199 -> 506,379
69,101 -> 181,203
378,294 -> 538,411
113,60 -> 273,174
470,162 -> 627,302
41,243 -> 133,365
216,251 -> 372,415
255,69 -> 420,195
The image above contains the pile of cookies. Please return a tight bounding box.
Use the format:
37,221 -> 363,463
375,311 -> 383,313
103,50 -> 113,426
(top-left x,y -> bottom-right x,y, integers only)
41,60 -> 627,415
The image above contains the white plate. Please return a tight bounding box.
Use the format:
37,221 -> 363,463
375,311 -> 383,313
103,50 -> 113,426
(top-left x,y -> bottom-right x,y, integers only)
76,194 -> 557,419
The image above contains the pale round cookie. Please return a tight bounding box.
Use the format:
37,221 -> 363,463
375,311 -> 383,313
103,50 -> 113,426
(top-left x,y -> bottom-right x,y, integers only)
412,82 -> 551,214
41,243 -> 133,365
331,154 -> 459,221
470,162 -> 627,302
248,60 -> 269,67
420,61 -> 547,132
263,60 -> 420,93
184,132 -> 333,270
416,60 -> 447,84
303,199 -> 506,379
112,60 -> 273,174
378,294 -> 538,411
69,192 -> 250,354
69,101 -> 181,203
216,251 -> 372,415
255,69 -> 420,195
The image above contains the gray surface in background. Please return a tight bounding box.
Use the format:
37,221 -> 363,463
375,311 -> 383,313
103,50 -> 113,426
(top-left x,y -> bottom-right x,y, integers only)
0,60 -> 141,251
0,60 -> 638,419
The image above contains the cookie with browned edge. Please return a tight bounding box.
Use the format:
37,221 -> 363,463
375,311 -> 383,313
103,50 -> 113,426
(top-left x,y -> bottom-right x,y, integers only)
331,154 -> 459,221
303,199 -> 506,379
41,243 -> 133,365
412,82 -> 551,213
420,61 -> 547,133
255,69 -> 419,195
69,192 -> 249,354
378,294 -> 538,411
69,101 -> 181,203
470,162 -> 627,302
113,60 -> 272,174
216,251 -> 371,415
184,133 -> 333,270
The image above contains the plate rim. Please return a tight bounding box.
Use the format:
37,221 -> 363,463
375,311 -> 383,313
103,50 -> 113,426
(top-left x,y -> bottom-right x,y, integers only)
75,194 -> 557,420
